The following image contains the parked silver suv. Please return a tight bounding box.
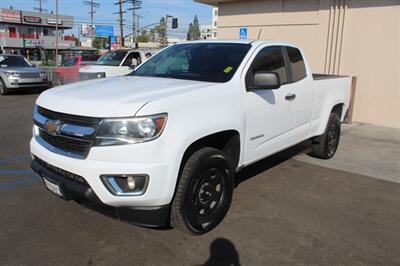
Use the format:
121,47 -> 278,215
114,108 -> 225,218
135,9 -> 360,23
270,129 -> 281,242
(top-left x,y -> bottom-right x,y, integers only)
0,54 -> 49,95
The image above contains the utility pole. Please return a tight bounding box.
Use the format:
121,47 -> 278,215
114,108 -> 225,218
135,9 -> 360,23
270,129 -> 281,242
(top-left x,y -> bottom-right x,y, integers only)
83,0 -> 100,47
127,0 -> 142,47
55,0 -> 58,66
114,0 -> 126,47
165,14 -> 173,45
136,15 -> 142,39
34,0 -> 48,13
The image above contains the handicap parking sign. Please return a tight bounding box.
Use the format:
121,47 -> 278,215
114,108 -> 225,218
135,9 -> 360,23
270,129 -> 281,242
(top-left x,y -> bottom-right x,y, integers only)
239,28 -> 248,39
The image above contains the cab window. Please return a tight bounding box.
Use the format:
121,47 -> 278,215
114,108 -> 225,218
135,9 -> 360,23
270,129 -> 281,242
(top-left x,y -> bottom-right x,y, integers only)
246,46 -> 288,89
286,46 -> 307,82
122,52 -> 141,66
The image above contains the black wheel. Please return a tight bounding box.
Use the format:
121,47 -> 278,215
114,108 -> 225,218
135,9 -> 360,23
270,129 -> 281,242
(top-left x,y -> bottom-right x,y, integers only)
0,79 -> 9,95
309,112 -> 341,159
171,147 -> 234,235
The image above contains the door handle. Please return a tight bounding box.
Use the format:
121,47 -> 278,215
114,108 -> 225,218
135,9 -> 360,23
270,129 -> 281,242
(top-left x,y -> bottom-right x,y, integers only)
285,93 -> 296,101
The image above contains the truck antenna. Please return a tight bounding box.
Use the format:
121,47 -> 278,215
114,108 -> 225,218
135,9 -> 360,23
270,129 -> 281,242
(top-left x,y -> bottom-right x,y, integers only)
257,28 -> 263,40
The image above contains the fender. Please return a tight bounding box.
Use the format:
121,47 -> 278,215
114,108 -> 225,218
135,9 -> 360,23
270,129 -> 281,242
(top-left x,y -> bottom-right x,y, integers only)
315,99 -> 346,136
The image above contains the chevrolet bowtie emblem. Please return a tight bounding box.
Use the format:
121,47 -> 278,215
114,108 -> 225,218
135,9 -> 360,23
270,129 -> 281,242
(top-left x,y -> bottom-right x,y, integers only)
44,119 -> 63,136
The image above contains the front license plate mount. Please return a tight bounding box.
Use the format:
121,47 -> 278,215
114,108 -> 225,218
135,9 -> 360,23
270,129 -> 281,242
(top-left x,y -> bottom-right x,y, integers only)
42,176 -> 64,198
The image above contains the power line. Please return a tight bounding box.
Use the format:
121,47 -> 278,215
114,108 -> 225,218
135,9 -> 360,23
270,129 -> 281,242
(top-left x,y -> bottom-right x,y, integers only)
83,0 -> 100,46
126,0 -> 142,45
33,0 -> 48,13
114,0 -> 126,46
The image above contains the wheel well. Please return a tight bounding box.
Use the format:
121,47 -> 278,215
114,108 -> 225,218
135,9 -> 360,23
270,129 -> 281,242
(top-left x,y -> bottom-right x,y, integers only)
332,103 -> 344,118
180,130 -> 241,170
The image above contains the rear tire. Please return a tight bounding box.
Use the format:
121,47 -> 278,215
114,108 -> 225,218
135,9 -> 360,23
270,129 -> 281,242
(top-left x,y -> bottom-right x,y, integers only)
309,112 -> 341,159
0,79 -> 9,95
171,147 -> 234,235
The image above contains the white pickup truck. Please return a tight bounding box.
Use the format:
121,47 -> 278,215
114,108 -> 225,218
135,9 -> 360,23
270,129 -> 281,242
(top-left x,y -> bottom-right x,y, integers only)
78,49 -> 153,80
31,40 -> 351,235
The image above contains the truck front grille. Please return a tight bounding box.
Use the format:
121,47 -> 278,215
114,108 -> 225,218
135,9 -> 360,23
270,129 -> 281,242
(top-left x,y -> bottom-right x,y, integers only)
78,72 -> 103,81
39,130 -> 92,156
20,72 -> 40,78
38,106 -> 102,126
34,107 -> 101,159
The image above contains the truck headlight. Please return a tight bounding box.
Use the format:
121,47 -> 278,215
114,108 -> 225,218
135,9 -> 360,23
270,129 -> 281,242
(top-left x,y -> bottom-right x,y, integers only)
97,72 -> 106,78
95,113 -> 167,146
5,72 -> 20,78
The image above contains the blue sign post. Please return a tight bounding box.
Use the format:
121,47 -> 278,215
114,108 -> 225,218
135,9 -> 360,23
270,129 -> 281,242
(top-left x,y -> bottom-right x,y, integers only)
95,25 -> 114,37
239,28 -> 248,39
109,36 -> 118,45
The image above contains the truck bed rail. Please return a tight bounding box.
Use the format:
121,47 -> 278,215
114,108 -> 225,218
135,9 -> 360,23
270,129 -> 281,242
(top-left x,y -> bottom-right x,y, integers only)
312,73 -> 348,80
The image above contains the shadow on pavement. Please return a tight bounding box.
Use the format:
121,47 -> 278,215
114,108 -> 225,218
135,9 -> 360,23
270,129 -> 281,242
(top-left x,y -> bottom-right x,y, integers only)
202,238 -> 240,266
235,140 -> 311,186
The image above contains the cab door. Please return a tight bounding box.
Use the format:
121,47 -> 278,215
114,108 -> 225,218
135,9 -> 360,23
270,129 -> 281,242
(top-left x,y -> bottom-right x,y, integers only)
243,46 -> 296,163
284,46 -> 314,139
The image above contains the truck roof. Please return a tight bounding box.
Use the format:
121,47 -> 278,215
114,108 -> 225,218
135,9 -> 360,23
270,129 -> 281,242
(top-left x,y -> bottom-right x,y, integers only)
174,39 -> 296,46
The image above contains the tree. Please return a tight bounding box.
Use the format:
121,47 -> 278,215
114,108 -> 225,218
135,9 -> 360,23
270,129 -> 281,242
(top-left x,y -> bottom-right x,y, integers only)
155,17 -> 167,45
137,30 -> 149,43
187,15 -> 201,41
149,28 -> 156,42
92,37 -> 103,49
187,23 -> 193,41
192,15 -> 201,40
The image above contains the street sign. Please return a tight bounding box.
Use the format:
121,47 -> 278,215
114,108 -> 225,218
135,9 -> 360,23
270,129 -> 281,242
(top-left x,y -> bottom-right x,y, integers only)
95,25 -> 114,37
109,36 -> 117,45
239,28 -> 248,39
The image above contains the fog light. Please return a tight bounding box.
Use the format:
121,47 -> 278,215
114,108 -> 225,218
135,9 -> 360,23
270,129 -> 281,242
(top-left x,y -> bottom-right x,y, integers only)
100,174 -> 149,196
127,176 -> 136,190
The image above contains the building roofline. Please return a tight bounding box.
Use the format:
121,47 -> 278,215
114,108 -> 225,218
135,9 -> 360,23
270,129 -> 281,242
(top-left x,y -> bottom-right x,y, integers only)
194,0 -> 239,6
0,8 -> 74,29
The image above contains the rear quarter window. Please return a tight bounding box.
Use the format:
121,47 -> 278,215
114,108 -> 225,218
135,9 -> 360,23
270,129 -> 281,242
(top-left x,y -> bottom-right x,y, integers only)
286,47 -> 307,82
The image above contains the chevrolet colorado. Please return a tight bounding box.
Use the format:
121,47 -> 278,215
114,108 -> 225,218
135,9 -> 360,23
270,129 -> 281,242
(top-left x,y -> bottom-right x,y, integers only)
31,40 -> 352,235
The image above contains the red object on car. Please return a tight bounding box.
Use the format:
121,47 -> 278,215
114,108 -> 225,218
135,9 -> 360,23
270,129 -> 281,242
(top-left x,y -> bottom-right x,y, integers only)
55,55 -> 99,84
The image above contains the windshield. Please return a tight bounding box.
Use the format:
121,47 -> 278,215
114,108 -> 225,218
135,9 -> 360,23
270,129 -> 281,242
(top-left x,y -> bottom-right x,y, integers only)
95,51 -> 127,66
62,57 -> 79,67
133,43 -> 251,83
0,55 -> 32,68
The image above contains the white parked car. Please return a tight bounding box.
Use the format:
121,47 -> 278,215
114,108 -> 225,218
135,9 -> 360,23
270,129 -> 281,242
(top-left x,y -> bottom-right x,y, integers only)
78,49 -> 154,80
31,40 -> 352,235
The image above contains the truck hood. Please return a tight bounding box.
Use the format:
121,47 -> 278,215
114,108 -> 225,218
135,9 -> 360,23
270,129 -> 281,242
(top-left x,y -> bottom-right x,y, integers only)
1,67 -> 45,73
36,76 -> 214,117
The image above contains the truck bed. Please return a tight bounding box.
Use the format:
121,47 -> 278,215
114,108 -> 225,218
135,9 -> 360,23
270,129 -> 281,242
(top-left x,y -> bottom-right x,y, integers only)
312,73 -> 348,80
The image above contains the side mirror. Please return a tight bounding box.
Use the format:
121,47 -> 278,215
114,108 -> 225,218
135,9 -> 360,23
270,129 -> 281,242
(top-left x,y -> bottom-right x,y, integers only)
252,71 -> 281,90
31,63 -> 36,67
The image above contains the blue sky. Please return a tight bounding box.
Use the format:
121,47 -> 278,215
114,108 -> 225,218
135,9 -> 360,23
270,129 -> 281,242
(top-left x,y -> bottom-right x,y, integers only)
1,0 -> 212,38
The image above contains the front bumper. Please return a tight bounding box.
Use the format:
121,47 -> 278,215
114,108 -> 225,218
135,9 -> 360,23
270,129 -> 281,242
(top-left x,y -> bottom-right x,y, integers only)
5,77 -> 49,88
30,134 -> 181,207
31,158 -> 170,227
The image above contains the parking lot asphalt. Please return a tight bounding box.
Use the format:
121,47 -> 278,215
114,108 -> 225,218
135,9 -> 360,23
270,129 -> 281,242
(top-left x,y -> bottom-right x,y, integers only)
1,93 -> 400,266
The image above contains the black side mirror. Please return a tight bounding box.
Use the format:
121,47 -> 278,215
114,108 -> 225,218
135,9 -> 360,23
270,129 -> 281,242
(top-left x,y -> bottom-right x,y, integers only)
252,71 -> 281,90
31,63 -> 36,67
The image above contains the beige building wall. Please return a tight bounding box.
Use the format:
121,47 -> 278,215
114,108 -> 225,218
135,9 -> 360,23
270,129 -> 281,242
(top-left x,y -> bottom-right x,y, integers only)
195,0 -> 400,128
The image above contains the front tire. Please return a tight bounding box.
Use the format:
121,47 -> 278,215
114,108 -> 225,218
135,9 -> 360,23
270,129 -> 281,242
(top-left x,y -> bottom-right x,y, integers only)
171,147 -> 234,235
309,112 -> 341,159
0,79 -> 9,95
